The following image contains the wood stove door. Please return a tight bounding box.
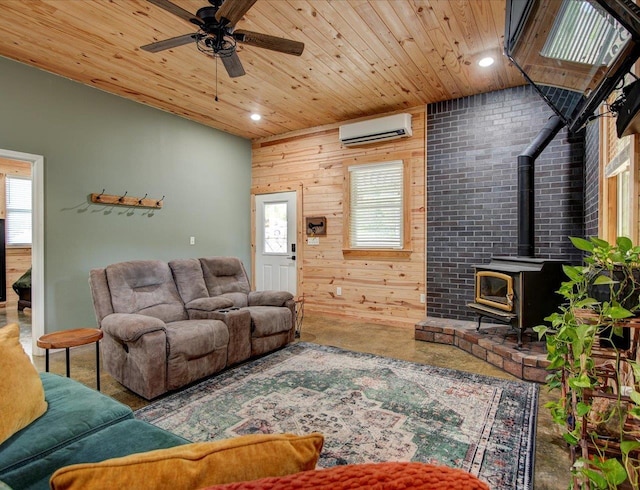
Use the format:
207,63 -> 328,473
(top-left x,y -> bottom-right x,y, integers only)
476,271 -> 514,312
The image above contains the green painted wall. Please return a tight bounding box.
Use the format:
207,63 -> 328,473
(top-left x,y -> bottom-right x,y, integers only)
0,56 -> 252,332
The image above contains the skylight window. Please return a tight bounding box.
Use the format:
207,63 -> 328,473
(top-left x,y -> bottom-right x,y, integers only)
541,0 -> 629,66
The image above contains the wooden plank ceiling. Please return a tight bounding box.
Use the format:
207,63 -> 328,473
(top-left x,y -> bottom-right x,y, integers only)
0,0 -> 525,140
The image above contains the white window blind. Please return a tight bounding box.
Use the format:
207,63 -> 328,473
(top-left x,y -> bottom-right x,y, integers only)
348,160 -> 403,249
6,176 -> 32,245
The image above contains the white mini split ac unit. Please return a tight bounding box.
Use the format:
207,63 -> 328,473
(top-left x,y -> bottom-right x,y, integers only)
339,113 -> 412,147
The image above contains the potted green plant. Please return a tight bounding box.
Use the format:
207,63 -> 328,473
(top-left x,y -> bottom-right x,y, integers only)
535,236 -> 640,489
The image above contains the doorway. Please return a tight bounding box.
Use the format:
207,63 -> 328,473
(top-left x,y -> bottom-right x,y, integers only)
254,191 -> 297,295
0,148 -> 44,356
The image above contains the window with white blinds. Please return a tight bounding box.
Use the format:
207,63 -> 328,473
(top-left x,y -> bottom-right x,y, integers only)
6,176 -> 32,246
348,160 -> 403,249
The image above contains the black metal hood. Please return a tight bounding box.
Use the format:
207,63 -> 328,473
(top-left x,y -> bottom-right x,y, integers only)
505,0 -> 640,135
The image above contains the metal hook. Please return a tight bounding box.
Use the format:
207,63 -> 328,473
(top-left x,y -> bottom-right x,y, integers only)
96,189 -> 105,201
138,193 -> 148,205
118,191 -> 128,203
156,195 -> 165,206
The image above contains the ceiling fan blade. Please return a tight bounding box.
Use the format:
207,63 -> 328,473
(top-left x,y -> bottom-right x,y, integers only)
221,52 -> 246,78
147,0 -> 203,27
234,30 -> 304,56
215,0 -> 258,26
141,33 -> 197,53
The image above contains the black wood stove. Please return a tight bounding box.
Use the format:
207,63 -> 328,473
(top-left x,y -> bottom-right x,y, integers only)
468,256 -> 564,346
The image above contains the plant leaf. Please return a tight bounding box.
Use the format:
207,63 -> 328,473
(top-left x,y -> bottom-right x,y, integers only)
563,432 -> 578,445
575,298 -> 600,308
569,374 -> 593,389
621,440 -> 640,455
533,325 -> 548,339
600,457 -> 627,485
591,237 -> 611,249
570,236 -> 595,252
581,468 -> 608,488
617,236 -> 633,252
576,401 -> 591,417
604,305 -> 634,319
563,264 -> 584,282
592,275 -> 616,285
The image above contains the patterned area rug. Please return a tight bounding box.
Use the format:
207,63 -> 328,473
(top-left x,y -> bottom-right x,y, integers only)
135,342 -> 538,489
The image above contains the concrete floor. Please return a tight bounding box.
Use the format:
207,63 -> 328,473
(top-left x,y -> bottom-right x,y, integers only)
11,312 -> 571,489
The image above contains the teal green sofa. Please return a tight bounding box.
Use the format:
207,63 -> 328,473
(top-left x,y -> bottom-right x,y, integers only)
0,373 -> 188,490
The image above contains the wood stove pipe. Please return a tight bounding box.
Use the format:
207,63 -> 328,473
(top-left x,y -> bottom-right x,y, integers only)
517,115 -> 565,257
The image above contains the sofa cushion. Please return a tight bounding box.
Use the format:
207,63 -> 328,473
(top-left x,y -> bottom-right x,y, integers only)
166,319 -> 229,357
169,258 -> 209,304
203,461 -> 490,490
4,419 -> 188,490
0,373 -> 132,477
247,306 -> 293,337
0,324 -> 47,446
186,297 -> 234,312
49,433 -> 324,490
106,260 -> 187,323
200,257 -> 251,297
219,292 -> 249,308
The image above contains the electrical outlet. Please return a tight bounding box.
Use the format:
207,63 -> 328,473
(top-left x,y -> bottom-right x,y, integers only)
308,237 -> 319,246
189,236 -> 195,245
420,293 -> 426,304
336,286 -> 342,296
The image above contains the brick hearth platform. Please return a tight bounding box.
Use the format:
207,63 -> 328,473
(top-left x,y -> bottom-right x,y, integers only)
415,317 -> 550,383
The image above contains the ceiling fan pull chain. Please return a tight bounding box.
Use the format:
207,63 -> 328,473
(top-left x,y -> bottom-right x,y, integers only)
214,55 -> 219,102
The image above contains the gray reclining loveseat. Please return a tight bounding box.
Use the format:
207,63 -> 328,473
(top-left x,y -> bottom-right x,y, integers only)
89,257 -> 295,399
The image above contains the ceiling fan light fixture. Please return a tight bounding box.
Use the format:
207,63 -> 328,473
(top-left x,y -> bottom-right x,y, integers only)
143,0 -> 305,78
250,113 -> 261,121
478,56 -> 495,67
197,33 -> 236,58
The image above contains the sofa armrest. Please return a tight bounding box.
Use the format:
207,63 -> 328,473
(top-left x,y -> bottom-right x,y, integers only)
185,297 -> 235,312
101,314 -> 166,342
248,291 -> 294,307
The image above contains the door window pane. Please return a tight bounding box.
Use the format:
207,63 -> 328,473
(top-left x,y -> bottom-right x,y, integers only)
263,202 -> 287,254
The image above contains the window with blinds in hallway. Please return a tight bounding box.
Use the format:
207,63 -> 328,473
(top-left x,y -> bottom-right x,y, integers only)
6,176 -> 32,246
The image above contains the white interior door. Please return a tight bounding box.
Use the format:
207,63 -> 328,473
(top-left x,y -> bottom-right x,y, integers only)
255,192 -> 297,295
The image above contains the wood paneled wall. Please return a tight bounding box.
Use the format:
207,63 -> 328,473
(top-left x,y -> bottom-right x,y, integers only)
0,158 -> 32,306
252,106 -> 425,328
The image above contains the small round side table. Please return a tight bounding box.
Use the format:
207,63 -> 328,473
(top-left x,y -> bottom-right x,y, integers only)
37,328 -> 104,391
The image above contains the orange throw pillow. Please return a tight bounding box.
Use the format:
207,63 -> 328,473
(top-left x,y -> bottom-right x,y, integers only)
50,433 -> 324,490
204,461 -> 490,490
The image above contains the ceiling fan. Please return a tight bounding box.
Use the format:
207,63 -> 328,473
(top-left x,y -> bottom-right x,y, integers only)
141,0 -> 304,78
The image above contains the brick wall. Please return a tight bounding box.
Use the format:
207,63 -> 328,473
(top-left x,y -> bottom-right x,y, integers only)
426,85 -> 585,320
584,122 -> 600,238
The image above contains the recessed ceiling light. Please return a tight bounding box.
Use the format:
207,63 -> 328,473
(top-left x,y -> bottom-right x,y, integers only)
250,113 -> 261,121
478,57 -> 495,67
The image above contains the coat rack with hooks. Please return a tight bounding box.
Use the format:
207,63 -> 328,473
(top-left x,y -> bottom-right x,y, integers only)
90,190 -> 164,209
